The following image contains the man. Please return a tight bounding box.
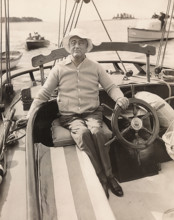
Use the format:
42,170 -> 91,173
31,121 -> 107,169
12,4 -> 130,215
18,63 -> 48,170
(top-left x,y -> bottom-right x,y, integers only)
158,12 -> 166,30
26,28 -> 129,198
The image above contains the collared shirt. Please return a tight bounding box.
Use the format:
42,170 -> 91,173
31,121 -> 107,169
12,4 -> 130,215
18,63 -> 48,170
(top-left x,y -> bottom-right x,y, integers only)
29,56 -> 124,116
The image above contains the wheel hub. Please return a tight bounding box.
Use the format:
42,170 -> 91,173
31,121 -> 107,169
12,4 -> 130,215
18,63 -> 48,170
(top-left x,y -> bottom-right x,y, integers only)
131,117 -> 143,130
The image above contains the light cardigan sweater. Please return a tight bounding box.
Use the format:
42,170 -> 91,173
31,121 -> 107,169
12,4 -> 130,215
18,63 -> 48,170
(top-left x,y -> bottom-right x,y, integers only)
28,55 -> 124,116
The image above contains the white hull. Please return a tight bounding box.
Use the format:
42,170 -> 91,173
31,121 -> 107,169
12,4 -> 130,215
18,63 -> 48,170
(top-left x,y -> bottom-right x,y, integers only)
1,51 -> 23,71
128,27 -> 174,42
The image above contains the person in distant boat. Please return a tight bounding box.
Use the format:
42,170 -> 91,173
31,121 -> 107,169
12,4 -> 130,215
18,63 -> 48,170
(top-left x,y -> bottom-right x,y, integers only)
27,33 -> 33,40
24,28 -> 129,199
34,32 -> 40,40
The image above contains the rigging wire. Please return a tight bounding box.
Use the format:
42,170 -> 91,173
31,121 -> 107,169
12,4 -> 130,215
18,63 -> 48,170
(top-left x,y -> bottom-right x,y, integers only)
53,1 -> 78,66
57,0 -> 62,48
155,0 -> 171,67
91,0 -> 128,76
7,0 -> 10,80
62,0 -> 67,36
4,0 -> 11,84
160,0 -> 174,68
0,0 -> 3,102
69,1 -> 79,31
61,1 -> 77,45
74,0 -> 83,29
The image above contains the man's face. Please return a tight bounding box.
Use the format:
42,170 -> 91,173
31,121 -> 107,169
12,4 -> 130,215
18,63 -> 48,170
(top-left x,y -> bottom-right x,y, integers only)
69,36 -> 88,58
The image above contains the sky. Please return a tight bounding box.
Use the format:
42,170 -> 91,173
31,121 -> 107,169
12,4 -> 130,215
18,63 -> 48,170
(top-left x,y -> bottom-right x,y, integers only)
3,0 -> 170,22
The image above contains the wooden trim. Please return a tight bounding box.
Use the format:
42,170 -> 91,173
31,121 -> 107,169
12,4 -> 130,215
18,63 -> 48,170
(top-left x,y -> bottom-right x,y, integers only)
32,42 -> 156,67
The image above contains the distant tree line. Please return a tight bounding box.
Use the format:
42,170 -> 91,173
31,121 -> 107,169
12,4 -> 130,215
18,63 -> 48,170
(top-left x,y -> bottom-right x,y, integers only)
113,13 -> 135,20
0,17 -> 42,22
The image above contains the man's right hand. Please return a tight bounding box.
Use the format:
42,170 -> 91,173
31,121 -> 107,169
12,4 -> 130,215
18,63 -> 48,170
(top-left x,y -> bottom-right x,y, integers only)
117,97 -> 129,110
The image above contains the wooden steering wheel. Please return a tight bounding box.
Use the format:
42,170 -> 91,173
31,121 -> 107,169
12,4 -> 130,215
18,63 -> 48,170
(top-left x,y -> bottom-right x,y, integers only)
111,98 -> 159,149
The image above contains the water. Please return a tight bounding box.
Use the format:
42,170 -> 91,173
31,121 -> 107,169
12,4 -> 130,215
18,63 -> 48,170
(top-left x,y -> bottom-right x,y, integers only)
1,19 -> 174,69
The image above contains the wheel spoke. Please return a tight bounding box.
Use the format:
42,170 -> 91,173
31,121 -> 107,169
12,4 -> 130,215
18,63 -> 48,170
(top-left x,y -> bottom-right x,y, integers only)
134,131 -> 146,144
141,126 -> 153,135
141,111 -> 151,120
121,125 -> 132,136
119,114 -> 131,122
132,103 -> 139,117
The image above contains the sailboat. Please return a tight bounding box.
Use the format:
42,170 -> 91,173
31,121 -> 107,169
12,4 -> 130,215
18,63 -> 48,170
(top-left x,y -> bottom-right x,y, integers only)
128,18 -> 174,42
0,0 -> 174,220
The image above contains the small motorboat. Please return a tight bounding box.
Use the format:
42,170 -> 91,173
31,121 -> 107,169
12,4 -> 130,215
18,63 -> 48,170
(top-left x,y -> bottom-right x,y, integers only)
128,19 -> 174,42
0,51 -> 23,72
26,32 -> 50,50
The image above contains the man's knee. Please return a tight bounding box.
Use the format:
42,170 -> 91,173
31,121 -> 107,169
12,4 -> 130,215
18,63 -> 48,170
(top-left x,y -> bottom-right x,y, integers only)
90,127 -> 103,136
91,126 -> 111,141
80,128 -> 92,140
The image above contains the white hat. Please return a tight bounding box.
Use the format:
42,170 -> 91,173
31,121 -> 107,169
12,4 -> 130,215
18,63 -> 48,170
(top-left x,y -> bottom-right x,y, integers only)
62,28 -> 93,53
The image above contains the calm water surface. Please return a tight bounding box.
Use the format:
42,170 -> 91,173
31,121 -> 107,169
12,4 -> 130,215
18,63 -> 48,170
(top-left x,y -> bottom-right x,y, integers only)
2,19 -> 174,69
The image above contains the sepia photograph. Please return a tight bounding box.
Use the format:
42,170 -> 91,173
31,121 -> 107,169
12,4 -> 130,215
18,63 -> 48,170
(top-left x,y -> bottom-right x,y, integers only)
0,0 -> 174,219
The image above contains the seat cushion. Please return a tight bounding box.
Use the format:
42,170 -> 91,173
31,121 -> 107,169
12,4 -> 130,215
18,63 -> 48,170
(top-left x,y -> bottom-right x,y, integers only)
51,118 -> 112,147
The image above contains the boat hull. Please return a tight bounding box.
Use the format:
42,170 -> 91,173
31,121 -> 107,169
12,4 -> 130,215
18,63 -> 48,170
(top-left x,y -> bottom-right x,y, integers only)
128,27 -> 174,42
1,42 -> 174,220
1,51 -> 23,71
26,39 -> 50,50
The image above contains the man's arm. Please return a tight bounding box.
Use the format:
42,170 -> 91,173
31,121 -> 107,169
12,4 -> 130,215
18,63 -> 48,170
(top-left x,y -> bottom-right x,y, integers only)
98,65 -> 129,110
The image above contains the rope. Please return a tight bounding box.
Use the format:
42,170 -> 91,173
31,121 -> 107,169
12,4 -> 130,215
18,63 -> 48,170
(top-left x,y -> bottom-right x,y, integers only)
10,95 -> 22,110
91,0 -> 128,77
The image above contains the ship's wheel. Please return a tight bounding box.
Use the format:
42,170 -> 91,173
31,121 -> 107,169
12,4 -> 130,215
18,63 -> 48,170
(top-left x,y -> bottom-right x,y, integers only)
111,98 -> 159,149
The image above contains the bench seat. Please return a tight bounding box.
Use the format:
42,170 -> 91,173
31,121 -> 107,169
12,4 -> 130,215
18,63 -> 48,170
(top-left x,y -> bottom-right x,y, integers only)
34,143 -> 116,220
51,118 -> 112,147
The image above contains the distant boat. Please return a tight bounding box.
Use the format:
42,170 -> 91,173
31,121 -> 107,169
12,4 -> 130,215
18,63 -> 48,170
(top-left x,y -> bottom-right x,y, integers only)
0,51 -> 23,72
26,32 -> 50,50
128,27 -> 174,42
128,19 -> 174,42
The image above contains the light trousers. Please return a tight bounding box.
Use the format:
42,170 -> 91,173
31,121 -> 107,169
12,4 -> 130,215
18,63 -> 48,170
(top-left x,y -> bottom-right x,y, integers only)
59,107 -> 114,183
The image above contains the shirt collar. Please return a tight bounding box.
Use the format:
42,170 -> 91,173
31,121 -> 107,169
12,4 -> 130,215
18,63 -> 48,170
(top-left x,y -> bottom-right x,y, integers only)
65,55 -> 88,65
65,55 -> 72,65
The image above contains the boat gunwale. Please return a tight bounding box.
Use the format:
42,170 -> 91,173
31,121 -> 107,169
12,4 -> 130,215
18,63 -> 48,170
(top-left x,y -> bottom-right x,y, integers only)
127,26 -> 174,33
1,51 -> 23,62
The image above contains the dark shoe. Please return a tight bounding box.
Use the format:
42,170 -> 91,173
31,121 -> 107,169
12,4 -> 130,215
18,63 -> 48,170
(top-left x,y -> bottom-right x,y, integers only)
101,182 -> 109,199
108,177 -> 123,197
